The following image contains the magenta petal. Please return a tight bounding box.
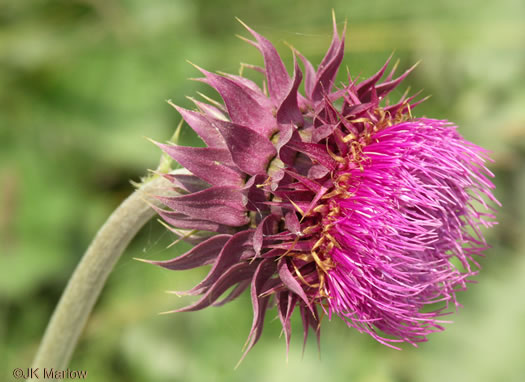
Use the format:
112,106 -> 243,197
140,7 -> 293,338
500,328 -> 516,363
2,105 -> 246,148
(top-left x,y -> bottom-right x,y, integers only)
210,118 -> 277,175
155,186 -> 249,227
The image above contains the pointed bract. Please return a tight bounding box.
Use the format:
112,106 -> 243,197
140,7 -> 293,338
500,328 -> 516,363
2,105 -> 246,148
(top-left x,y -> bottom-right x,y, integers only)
195,65 -> 276,137
157,143 -> 243,187
210,118 -> 277,175
311,22 -> 346,102
155,186 -> 250,227
276,57 -> 305,126
238,18 -> 291,104
172,105 -> 226,148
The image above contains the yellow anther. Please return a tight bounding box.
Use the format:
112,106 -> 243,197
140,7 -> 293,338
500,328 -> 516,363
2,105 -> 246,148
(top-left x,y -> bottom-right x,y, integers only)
312,237 -> 325,252
313,204 -> 329,214
311,250 -> 331,274
292,261 -> 317,288
326,142 -> 346,163
343,133 -> 356,143
288,198 -> 305,216
302,224 -> 320,235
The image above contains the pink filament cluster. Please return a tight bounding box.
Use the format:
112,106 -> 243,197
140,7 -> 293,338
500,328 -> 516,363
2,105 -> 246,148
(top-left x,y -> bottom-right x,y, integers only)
323,119 -> 498,347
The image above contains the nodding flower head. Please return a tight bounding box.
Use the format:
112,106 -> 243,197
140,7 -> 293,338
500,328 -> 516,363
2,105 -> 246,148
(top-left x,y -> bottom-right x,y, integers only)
143,16 -> 499,359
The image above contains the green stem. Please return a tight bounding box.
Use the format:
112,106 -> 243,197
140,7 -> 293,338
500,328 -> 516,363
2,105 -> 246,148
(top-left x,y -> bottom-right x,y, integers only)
30,174 -> 174,378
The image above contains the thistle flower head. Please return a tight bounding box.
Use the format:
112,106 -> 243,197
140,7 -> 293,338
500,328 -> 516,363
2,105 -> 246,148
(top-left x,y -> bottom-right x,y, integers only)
144,16 -> 498,358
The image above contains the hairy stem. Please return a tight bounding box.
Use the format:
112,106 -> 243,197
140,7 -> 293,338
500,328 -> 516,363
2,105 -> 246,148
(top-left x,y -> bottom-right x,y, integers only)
30,175 -> 174,377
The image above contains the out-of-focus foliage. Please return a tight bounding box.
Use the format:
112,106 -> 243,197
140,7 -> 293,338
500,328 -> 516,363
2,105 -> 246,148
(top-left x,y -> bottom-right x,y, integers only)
1,0 -> 524,381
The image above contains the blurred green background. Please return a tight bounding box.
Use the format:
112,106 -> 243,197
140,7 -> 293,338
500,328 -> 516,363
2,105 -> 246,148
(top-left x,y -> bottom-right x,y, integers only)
1,0 -> 524,381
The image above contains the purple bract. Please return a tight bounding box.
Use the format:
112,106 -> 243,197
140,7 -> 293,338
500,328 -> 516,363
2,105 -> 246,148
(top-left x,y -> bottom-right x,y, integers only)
143,16 -> 499,358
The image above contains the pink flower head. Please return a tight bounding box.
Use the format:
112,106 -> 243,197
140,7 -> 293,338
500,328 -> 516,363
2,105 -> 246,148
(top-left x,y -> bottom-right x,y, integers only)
144,17 -> 499,357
